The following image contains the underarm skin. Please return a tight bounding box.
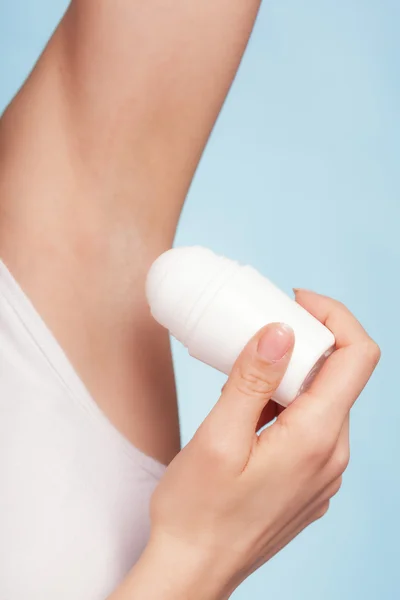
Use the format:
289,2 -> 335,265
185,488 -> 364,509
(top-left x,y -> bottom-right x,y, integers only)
0,0 -> 262,463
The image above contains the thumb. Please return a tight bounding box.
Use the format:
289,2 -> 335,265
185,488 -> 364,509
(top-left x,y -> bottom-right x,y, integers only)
201,323 -> 294,464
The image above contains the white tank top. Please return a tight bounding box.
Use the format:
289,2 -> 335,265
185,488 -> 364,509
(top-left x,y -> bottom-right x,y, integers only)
0,260 -> 166,599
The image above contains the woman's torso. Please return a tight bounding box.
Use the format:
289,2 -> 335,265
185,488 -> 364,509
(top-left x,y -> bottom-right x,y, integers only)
0,260 -> 166,599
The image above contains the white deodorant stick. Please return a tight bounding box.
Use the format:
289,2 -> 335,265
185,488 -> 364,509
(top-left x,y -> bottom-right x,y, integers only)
146,246 -> 335,407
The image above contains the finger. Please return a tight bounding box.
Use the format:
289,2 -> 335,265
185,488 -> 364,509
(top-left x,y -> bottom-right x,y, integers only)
325,415 -> 350,479
199,323 -> 295,463
294,290 -> 376,349
290,341 -> 379,432
286,292 -> 380,429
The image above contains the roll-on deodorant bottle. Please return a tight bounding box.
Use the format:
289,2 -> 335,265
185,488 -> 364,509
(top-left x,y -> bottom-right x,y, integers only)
146,246 -> 335,407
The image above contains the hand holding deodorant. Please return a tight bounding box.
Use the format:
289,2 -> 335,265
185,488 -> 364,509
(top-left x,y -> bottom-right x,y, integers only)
146,247 -> 335,407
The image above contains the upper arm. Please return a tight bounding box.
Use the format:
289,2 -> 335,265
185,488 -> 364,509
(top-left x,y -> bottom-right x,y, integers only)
57,0 -> 261,196
2,0 -> 261,218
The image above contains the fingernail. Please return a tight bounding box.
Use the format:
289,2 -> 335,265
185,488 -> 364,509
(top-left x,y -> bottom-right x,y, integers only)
257,323 -> 294,363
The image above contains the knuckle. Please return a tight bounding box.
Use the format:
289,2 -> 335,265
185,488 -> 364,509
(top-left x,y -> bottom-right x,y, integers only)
302,428 -> 336,467
324,297 -> 348,316
315,501 -> 330,521
331,449 -> 350,477
331,298 -> 347,312
288,405 -> 336,467
208,442 -> 230,464
357,339 -> 381,368
330,476 -> 343,498
196,428 -> 230,465
365,339 -> 381,366
236,362 -> 276,399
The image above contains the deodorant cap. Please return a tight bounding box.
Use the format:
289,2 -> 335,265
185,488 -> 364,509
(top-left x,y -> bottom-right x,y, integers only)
146,246 -> 239,342
146,246 -> 336,407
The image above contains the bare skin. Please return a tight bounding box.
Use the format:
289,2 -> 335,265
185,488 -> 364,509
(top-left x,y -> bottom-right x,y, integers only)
0,0 -> 262,464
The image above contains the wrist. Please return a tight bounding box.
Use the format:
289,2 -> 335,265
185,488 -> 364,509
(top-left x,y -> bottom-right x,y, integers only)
115,532 -> 234,600
148,532 -> 235,600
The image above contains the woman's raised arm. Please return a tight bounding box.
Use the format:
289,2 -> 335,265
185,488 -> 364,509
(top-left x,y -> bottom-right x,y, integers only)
0,1 -> 263,464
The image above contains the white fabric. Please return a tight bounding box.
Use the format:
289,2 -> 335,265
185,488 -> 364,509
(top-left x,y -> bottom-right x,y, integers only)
0,260 -> 166,599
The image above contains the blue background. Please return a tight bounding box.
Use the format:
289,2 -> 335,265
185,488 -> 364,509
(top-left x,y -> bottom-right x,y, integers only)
1,1 -> 399,598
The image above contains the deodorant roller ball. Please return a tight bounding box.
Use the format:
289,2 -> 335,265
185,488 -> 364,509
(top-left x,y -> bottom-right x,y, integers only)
146,246 -> 335,408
